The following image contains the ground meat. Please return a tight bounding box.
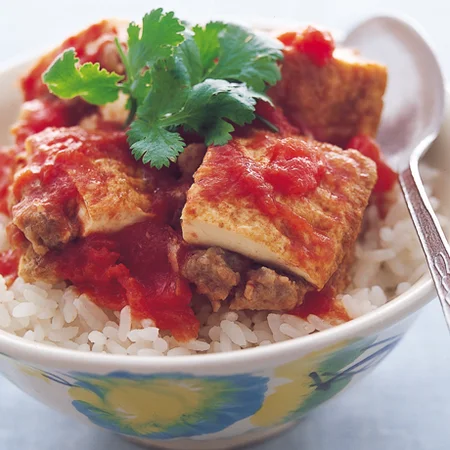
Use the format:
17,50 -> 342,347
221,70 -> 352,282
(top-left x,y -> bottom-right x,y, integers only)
177,144 -> 207,179
182,243 -> 354,313
181,247 -> 250,311
230,267 -> 311,311
18,246 -> 60,284
12,201 -> 81,256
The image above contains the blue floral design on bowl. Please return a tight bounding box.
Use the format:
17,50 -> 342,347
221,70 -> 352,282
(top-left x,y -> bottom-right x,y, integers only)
68,371 -> 269,439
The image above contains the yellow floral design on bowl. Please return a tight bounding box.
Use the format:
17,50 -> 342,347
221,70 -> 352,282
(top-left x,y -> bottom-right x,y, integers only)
69,372 -> 269,439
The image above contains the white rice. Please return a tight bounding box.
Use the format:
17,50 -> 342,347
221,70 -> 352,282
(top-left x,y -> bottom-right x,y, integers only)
0,166 -> 444,356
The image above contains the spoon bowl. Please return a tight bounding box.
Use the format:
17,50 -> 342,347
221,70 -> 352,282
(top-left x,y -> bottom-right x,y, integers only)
345,15 -> 445,170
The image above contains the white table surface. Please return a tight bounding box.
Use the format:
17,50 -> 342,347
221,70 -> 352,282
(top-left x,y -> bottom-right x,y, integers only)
2,1 -> 450,449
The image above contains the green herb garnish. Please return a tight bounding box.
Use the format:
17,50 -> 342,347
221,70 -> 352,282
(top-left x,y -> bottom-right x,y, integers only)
42,8 -> 283,168
42,50 -> 124,105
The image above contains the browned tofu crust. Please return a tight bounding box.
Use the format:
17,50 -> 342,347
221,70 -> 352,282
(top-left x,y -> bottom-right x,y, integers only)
270,47 -> 387,147
182,131 -> 377,289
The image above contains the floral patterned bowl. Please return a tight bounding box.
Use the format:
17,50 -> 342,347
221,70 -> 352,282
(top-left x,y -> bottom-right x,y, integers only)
0,35 -> 448,450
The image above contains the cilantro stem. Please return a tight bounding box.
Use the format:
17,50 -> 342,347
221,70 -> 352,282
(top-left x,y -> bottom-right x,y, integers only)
114,37 -> 138,126
255,114 -> 279,133
125,98 -> 138,127
114,37 -> 134,83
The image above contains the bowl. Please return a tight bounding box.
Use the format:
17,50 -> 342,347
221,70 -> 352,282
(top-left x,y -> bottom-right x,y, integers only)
0,37 -> 448,450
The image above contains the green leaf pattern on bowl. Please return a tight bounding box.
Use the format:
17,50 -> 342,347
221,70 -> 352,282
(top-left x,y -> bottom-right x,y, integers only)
252,335 -> 400,427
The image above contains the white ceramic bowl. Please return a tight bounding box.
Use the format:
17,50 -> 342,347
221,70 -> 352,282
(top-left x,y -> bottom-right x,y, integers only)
0,51 -> 448,450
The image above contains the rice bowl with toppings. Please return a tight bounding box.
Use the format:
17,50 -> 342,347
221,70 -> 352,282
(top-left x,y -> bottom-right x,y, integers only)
0,10 -> 443,358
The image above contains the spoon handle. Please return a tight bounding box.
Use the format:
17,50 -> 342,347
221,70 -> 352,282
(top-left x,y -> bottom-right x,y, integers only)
399,162 -> 450,325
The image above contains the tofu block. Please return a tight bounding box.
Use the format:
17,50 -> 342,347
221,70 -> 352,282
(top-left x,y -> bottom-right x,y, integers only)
11,127 -> 152,255
181,131 -> 377,289
72,158 -> 150,236
270,46 -> 387,147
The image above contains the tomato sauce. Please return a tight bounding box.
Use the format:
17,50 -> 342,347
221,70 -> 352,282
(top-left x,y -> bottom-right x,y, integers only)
0,249 -> 20,285
1,22 -> 388,341
199,132 -> 334,263
279,26 -> 335,67
46,219 -> 198,341
13,98 -> 96,146
347,135 -> 398,194
0,148 -> 18,216
254,102 -> 300,137
289,289 -> 350,322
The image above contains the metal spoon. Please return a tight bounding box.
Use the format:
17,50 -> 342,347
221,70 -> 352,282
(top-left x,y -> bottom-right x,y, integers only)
344,16 -> 450,325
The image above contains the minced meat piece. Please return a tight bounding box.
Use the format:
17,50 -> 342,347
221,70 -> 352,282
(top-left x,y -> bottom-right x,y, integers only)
17,245 -> 60,284
182,247 -> 250,311
231,267 -> 311,311
177,143 -> 207,179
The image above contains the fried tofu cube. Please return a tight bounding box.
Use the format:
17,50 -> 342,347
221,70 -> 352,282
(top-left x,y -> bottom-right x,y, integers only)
270,45 -> 387,147
181,131 -> 377,289
10,127 -> 152,255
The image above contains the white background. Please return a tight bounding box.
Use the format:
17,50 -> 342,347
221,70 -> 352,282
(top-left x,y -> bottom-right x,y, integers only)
2,0 -> 450,75
1,1 -> 450,449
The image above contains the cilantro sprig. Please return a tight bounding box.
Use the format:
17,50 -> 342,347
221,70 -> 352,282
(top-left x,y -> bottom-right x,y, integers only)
42,50 -> 124,105
42,8 -> 283,168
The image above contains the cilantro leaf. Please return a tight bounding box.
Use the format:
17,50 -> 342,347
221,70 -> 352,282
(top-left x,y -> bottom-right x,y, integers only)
137,58 -> 190,121
128,75 -> 259,166
174,35 -> 203,85
128,119 -> 185,169
127,8 -> 185,79
128,70 -> 153,105
207,24 -> 283,91
43,49 -> 123,105
118,9 -> 186,123
202,120 -> 236,147
193,22 -> 226,72
127,57 -> 189,168
126,21 -> 282,168
179,79 -> 257,143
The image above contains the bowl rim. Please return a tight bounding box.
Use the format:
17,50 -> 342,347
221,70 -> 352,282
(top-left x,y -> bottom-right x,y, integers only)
0,47 -> 439,372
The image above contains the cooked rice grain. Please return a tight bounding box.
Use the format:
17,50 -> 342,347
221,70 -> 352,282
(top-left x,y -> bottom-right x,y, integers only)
0,167 -> 443,356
